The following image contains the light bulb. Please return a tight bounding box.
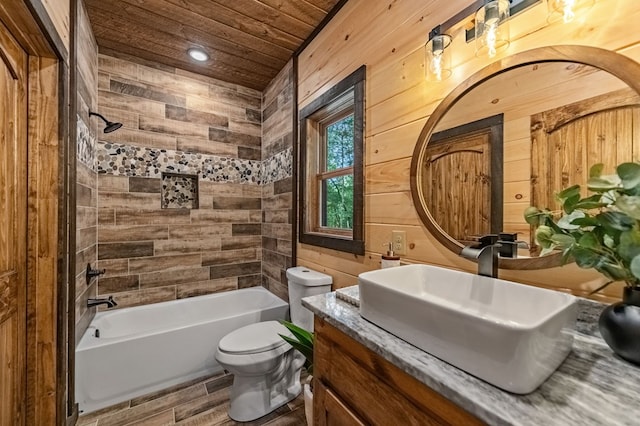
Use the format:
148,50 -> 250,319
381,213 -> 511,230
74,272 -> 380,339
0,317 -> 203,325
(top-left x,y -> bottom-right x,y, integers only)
187,48 -> 209,62
425,34 -> 452,82
563,0 -> 576,23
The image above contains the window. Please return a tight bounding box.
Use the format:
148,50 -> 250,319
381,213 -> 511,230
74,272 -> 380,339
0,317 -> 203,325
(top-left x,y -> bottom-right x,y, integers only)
299,66 -> 365,254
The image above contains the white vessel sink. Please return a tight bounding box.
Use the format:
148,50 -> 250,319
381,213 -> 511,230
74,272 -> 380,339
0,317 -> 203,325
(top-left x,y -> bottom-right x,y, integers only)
358,264 -> 577,394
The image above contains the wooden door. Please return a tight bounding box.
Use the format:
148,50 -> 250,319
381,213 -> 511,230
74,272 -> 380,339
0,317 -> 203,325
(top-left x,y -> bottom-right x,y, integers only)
531,88 -> 640,213
422,114 -> 503,245
0,18 -> 27,426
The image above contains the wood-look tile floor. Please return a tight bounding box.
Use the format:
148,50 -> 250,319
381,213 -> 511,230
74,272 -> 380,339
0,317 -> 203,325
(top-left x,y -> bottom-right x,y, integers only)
76,372 -> 307,426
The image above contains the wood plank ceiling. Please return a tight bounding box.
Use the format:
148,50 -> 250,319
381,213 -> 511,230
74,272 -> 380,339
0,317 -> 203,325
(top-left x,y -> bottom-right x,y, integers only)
85,0 -> 344,91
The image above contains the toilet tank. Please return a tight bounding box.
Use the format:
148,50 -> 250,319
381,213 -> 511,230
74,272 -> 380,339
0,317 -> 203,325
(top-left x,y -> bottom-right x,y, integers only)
286,266 -> 332,332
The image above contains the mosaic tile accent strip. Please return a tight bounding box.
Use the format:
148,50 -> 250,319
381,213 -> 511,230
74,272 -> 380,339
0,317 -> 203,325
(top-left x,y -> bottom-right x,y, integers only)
161,172 -> 199,209
77,115 -> 96,170
261,148 -> 293,185
97,142 -> 261,184
97,141 -> 292,185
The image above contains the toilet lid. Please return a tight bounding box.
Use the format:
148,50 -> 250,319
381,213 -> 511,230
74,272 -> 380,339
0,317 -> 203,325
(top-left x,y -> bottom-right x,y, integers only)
218,321 -> 291,355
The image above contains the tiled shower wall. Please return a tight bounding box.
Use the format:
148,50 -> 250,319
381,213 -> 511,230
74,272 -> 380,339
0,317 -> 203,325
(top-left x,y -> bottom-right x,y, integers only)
75,0 -> 99,340
261,61 -> 295,300
95,54 -> 267,308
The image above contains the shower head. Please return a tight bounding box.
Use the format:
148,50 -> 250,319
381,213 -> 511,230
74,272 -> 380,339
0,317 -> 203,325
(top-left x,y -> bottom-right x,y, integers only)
89,111 -> 123,134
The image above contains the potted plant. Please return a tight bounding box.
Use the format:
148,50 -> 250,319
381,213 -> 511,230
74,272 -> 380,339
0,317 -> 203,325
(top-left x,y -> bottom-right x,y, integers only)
524,162 -> 640,364
279,320 -> 315,425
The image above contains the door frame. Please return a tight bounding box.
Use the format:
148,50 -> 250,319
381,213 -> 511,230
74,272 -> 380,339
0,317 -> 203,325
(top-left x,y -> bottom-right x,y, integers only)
0,1 -> 69,425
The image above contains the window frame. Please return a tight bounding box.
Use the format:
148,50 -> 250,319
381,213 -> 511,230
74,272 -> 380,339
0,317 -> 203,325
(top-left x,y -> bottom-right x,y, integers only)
299,66 -> 365,255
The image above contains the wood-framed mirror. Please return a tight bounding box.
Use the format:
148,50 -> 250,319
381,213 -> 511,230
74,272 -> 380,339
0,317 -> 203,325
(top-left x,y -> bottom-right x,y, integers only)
410,45 -> 640,270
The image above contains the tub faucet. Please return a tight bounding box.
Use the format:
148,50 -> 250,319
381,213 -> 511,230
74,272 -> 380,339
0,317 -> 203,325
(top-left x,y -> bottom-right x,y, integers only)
460,234 -> 501,278
87,296 -> 117,309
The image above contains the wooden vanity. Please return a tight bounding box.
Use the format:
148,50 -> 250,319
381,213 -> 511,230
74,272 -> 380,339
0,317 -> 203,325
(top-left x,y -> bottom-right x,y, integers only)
313,317 -> 483,425
305,290 -> 640,426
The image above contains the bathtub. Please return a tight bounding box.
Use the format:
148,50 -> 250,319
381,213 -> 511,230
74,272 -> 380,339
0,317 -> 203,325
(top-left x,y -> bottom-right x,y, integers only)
75,287 -> 289,414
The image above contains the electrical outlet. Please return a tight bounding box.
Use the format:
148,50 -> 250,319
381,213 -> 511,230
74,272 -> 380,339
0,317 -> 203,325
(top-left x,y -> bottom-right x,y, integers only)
391,230 -> 407,256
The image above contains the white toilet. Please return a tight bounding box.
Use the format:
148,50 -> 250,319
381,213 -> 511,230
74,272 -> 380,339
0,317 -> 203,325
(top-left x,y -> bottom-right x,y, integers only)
215,266 -> 332,422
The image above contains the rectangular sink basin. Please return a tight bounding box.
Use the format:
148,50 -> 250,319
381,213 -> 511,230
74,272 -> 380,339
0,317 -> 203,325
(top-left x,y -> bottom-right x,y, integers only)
358,264 -> 577,394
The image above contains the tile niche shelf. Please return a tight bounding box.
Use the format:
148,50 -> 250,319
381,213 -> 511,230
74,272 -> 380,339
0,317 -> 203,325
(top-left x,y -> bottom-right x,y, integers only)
161,172 -> 199,209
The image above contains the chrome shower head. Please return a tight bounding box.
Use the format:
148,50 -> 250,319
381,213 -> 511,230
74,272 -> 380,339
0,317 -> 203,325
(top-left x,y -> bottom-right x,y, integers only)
89,111 -> 123,134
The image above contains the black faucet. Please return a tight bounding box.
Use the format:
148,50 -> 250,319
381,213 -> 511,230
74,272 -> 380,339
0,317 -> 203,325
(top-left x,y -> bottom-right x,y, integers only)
87,296 -> 117,309
460,234 -> 501,278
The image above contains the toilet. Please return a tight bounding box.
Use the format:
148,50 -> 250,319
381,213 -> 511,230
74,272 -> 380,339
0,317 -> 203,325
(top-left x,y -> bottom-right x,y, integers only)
215,266 -> 332,422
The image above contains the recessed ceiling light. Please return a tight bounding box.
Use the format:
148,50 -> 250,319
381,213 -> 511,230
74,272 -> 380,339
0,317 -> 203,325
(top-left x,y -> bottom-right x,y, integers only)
188,48 -> 209,62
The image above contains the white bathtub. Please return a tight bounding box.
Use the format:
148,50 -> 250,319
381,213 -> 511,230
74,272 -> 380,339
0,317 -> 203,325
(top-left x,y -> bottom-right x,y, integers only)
75,287 -> 289,414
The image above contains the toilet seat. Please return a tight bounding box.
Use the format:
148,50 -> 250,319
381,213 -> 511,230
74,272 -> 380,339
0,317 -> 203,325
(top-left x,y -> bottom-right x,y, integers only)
215,321 -> 296,377
218,321 -> 290,355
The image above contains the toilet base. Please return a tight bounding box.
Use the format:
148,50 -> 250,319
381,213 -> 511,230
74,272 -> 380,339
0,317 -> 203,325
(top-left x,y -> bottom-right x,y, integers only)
228,368 -> 302,422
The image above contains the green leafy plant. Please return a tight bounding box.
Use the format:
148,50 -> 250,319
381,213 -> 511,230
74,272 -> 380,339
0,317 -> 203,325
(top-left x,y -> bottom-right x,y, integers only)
524,162 -> 640,293
279,320 -> 314,375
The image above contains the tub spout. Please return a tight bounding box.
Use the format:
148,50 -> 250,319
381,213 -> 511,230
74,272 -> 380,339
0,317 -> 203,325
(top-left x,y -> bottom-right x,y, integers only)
87,296 -> 117,309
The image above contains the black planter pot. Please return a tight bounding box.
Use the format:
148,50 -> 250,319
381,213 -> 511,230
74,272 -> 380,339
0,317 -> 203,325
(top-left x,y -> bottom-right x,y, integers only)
599,286 -> 640,365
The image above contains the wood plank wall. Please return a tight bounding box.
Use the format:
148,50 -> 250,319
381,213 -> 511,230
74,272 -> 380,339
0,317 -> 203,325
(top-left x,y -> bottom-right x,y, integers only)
296,0 -> 640,301
262,60 -> 295,301
94,54 -> 265,310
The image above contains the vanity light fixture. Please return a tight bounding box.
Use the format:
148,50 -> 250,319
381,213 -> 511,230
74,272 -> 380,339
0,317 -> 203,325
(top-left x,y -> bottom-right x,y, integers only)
547,0 -> 595,23
475,0 -> 511,58
187,47 -> 209,62
425,26 -> 453,82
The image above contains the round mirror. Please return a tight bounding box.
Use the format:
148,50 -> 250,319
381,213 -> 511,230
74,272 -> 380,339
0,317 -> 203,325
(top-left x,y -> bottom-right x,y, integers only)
410,46 -> 640,270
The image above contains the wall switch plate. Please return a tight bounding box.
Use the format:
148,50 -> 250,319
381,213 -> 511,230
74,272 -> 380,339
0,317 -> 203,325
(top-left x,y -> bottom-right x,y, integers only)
391,230 -> 407,256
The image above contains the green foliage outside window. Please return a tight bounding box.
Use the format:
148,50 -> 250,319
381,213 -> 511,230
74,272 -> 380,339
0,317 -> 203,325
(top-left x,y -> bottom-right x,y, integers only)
323,115 -> 354,229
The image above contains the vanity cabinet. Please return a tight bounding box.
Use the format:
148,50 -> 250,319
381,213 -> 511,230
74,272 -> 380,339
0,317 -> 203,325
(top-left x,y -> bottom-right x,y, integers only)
313,317 -> 484,425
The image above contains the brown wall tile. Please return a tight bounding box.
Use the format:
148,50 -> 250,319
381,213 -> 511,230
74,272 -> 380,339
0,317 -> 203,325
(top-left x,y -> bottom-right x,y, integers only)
210,262 -> 261,279
77,183 -> 93,207
237,146 -> 261,160
202,248 -> 258,266
190,210 -> 249,223
116,209 -> 190,225
98,209 -> 116,226
110,77 -> 186,107
139,267 -> 210,289
165,105 -> 229,128
273,177 -> 292,195
129,177 -> 162,193
97,259 -> 130,278
221,235 -> 261,250
232,223 -> 261,236
209,128 -> 260,147
238,275 -> 262,289
154,238 -> 222,256
99,225 -> 169,242
98,242 -> 155,260
77,206 -> 96,230
98,174 -> 129,192
105,286 -> 177,310
99,192 -> 161,209
212,197 -> 261,210
168,224 -> 231,239
77,227 -> 97,252
176,278 -> 236,299
129,254 -> 202,274
263,210 -> 290,224
98,275 -> 139,294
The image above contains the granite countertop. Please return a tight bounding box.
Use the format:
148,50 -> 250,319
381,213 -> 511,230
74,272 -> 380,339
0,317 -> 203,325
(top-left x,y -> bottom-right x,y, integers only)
303,286 -> 640,426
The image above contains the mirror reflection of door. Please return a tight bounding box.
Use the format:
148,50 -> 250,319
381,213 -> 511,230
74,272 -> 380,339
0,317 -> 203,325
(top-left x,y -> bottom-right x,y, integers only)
531,87 -> 640,249
422,115 -> 503,245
